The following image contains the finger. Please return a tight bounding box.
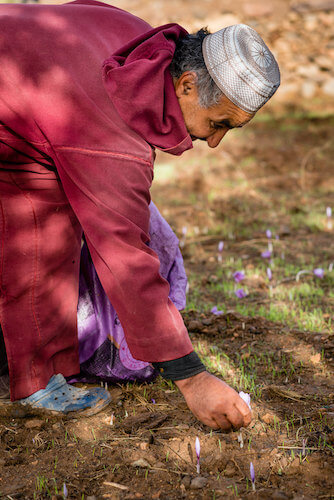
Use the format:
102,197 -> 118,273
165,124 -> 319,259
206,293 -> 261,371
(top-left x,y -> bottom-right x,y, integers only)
235,398 -> 252,427
213,403 -> 244,431
213,414 -> 233,431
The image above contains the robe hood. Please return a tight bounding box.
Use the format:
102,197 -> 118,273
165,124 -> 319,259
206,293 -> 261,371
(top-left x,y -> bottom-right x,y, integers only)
102,23 -> 193,156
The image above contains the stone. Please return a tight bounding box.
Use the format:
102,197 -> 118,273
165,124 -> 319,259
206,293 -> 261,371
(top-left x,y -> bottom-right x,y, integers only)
205,14 -> 241,33
301,81 -> 317,99
190,476 -> 208,490
224,464 -> 236,478
131,458 -> 151,468
242,2 -> 274,17
322,78 -> 334,96
274,82 -> 299,102
181,475 -> 191,488
24,419 -> 44,429
262,412 -> 279,425
271,491 -> 291,499
315,55 -> 333,70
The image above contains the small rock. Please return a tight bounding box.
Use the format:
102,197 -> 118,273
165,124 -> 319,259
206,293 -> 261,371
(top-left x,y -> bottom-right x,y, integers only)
271,491 -> 290,500
24,419 -> 44,429
262,412 -> 279,425
181,476 -> 191,488
155,461 -> 165,469
205,14 -> 241,33
242,2 -> 274,17
224,465 -> 236,478
301,81 -> 317,99
86,496 -> 97,500
139,442 -> 149,451
187,320 -> 202,331
190,476 -> 208,490
131,458 -> 151,468
322,78 -> 334,97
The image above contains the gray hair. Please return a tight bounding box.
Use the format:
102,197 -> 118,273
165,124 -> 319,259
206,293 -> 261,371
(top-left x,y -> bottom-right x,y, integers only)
169,29 -> 223,109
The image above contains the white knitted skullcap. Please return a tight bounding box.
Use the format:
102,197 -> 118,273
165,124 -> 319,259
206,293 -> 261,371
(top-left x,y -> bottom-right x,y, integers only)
202,24 -> 280,113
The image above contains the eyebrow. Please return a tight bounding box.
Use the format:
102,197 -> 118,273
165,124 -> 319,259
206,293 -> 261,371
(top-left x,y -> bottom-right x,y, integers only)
215,119 -> 245,129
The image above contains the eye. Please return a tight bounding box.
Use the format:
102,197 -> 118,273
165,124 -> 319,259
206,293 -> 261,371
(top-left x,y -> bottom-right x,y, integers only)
210,121 -> 222,130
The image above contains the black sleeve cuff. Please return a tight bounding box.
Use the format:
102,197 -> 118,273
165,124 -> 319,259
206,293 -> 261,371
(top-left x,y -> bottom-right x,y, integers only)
152,351 -> 206,381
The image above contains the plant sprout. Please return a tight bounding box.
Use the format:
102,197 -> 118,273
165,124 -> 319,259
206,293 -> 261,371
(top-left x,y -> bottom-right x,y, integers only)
195,437 -> 200,474
326,207 -> 332,230
250,462 -> 256,491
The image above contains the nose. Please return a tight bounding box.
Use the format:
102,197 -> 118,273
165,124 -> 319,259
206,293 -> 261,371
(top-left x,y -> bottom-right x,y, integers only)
207,128 -> 228,148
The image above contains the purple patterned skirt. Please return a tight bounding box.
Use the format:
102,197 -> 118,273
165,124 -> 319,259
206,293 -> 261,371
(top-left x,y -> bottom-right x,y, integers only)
73,202 -> 187,384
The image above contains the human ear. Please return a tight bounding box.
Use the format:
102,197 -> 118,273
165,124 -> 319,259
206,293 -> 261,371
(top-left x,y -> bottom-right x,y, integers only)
174,71 -> 197,98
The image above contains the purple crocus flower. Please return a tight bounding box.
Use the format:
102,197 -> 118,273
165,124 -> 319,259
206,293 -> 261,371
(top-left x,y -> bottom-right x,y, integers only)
313,268 -> 324,278
239,391 -> 251,410
233,270 -> 245,283
235,288 -> 247,299
151,398 -> 156,404
195,437 -> 200,474
266,229 -> 272,239
267,267 -> 272,281
218,241 -> 224,253
63,483 -> 68,499
261,250 -> 272,259
250,462 -> 255,491
211,306 -> 224,315
326,207 -> 332,218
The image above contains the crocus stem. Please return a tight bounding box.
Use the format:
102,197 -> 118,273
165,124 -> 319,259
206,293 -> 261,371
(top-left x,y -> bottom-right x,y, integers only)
196,460 -> 200,474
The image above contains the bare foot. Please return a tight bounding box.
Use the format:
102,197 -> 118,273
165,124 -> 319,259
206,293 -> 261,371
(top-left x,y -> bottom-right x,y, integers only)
175,371 -> 252,430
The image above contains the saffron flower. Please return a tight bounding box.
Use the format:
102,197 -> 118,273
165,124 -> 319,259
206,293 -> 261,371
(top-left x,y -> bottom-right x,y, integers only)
239,391 -> 251,410
233,270 -> 245,283
180,226 -> 187,248
267,267 -> 272,281
195,437 -> 201,474
63,483 -> 68,498
261,250 -> 272,259
235,288 -> 247,299
211,306 -> 224,315
266,229 -> 272,239
313,268 -> 325,278
218,241 -> 224,253
250,462 -> 256,491
217,240 -> 224,263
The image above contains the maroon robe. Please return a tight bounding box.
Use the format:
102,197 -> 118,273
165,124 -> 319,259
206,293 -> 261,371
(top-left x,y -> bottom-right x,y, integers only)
0,0 -> 193,401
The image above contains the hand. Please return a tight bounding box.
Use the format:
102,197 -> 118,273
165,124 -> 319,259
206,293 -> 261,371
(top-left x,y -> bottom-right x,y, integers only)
174,371 -> 252,431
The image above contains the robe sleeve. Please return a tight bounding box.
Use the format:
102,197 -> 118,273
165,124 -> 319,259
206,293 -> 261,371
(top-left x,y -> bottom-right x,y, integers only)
53,146 -> 193,362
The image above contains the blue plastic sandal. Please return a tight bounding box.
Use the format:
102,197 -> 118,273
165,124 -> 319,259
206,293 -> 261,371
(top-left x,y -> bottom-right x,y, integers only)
18,374 -> 111,416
